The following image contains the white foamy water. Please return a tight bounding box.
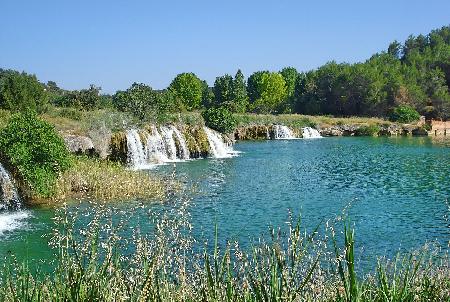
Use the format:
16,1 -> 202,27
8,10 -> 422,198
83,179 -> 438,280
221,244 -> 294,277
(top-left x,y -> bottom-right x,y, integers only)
0,163 -> 20,211
203,127 -> 237,158
126,129 -> 149,169
126,125 -> 237,169
0,211 -> 29,236
302,127 -> 322,139
273,125 -> 296,139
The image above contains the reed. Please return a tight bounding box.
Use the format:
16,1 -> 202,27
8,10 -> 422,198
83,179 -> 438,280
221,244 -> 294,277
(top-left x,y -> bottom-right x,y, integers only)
52,157 -> 167,202
0,198 -> 448,302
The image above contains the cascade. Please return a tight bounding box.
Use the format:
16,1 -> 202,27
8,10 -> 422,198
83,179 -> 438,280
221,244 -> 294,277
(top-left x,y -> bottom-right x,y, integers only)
160,126 -> 178,161
170,126 -> 190,160
273,125 -> 295,139
302,127 -> 322,139
0,163 -> 28,236
126,129 -> 148,169
0,163 -> 20,211
126,125 -> 238,169
145,126 -> 171,164
203,127 -> 236,158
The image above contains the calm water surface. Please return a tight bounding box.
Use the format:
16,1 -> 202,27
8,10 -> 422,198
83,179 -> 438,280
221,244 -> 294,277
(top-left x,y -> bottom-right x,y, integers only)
1,136 -> 449,268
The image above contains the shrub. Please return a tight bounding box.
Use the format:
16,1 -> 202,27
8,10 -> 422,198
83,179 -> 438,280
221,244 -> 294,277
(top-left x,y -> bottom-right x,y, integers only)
390,105 -> 421,123
355,124 -> 381,136
202,107 -> 236,133
0,111 -> 72,198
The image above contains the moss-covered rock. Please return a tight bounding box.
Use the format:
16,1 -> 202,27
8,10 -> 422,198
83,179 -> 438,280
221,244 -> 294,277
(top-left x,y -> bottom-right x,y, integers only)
235,125 -> 271,140
108,131 -> 128,164
183,126 -> 210,158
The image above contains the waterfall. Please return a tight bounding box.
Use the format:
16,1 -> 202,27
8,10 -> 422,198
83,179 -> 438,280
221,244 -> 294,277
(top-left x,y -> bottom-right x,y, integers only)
145,126 -> 171,164
0,163 -> 28,236
203,127 -> 236,158
273,125 -> 295,139
126,129 -> 148,169
302,127 -> 322,139
0,163 -> 20,211
126,125 -> 238,169
171,126 -> 190,160
160,126 -> 180,161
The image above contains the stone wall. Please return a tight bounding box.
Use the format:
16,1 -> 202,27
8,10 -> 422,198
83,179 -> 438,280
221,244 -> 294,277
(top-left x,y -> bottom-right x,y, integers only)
429,120 -> 450,136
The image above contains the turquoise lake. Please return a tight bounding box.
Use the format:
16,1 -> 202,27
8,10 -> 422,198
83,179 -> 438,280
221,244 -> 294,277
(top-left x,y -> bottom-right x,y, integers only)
1,136 -> 449,269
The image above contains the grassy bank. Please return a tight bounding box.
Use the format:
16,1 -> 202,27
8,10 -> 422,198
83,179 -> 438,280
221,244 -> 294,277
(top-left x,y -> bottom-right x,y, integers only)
51,157 -> 167,203
234,113 -> 392,128
0,203 -> 448,302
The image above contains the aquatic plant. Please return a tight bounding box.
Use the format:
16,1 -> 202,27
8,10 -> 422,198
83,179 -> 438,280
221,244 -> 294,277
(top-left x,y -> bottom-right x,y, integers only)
0,198 -> 448,302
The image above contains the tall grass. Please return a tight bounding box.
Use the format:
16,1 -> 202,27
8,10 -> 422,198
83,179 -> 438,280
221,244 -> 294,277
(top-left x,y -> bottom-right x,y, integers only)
52,157 -> 167,202
0,197 -> 448,301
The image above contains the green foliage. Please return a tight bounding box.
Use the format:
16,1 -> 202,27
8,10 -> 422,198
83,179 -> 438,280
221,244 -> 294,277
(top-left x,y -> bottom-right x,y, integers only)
250,72 -> 287,113
212,70 -> 249,113
202,107 -> 236,133
0,111 -> 71,198
57,84 -> 102,110
169,72 -> 204,110
213,74 -> 233,108
0,70 -> 48,112
355,124 -> 381,136
113,82 -> 175,120
390,105 -> 421,123
279,67 -> 299,113
231,69 -> 249,113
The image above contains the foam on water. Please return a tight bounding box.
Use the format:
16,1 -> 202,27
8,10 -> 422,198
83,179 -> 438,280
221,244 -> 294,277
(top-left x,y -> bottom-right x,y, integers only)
302,127 -> 322,139
273,125 -> 296,139
0,210 -> 30,236
203,127 -> 237,158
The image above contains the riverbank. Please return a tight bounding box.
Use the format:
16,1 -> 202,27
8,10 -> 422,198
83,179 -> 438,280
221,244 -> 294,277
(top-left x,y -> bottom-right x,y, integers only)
0,107 -> 448,206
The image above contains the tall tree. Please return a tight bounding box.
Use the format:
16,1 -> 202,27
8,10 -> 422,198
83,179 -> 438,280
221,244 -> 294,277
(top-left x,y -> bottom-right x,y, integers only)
280,67 -> 299,113
250,72 -> 287,114
213,74 -> 233,107
168,73 -> 204,110
0,71 -> 48,112
231,69 -> 249,113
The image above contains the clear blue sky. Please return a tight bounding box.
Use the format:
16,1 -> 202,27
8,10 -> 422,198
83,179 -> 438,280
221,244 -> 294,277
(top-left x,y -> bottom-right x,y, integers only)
1,0 -> 449,93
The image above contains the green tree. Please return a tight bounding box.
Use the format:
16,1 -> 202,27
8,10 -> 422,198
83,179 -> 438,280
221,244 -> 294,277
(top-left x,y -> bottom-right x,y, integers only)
0,71 -> 48,112
280,67 -> 299,113
213,74 -> 233,108
113,83 -> 172,120
58,85 -> 102,110
231,69 -> 249,113
168,73 -> 204,110
202,107 -> 236,133
250,72 -> 287,114
247,71 -> 268,103
0,111 -> 71,198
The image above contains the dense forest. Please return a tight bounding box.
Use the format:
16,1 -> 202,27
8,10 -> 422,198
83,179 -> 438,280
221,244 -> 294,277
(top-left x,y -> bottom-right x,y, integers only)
1,25 -> 449,122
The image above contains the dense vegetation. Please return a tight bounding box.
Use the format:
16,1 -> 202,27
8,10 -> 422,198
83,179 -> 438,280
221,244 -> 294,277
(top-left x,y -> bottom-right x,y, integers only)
1,25 -> 448,132
0,203 -> 448,301
0,111 -> 71,198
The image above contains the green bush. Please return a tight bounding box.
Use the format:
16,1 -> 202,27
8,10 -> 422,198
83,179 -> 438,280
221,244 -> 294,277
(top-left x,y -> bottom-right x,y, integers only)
0,111 -> 72,198
390,105 -> 421,123
202,107 -> 236,133
355,124 -> 381,136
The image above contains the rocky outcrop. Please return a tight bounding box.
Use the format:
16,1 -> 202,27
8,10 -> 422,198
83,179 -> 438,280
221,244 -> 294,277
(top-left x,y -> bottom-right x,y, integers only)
63,135 -> 96,156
